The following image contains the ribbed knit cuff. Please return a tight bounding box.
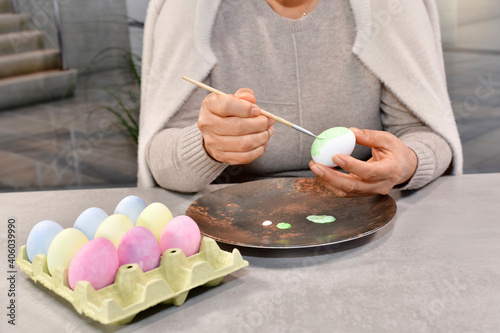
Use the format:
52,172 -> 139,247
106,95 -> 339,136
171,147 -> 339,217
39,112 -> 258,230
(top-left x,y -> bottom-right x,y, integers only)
179,124 -> 228,182
399,140 -> 436,190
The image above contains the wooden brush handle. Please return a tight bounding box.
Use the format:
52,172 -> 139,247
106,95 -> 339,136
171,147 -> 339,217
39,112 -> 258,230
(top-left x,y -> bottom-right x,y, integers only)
182,76 -> 293,128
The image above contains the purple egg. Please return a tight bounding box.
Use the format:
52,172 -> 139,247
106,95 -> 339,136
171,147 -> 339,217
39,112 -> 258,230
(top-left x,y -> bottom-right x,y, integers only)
117,226 -> 161,272
68,238 -> 119,290
160,215 -> 201,257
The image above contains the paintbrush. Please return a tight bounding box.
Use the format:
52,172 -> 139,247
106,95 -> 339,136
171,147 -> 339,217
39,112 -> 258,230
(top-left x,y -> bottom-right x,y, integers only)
182,76 -> 317,138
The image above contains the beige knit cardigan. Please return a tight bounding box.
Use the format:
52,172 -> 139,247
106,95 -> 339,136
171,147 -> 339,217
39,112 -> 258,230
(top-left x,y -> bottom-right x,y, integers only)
137,0 -> 463,188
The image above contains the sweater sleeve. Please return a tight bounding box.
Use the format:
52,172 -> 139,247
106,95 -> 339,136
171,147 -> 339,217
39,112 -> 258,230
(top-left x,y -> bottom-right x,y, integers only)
380,86 -> 452,190
145,81 -> 228,193
146,123 -> 228,193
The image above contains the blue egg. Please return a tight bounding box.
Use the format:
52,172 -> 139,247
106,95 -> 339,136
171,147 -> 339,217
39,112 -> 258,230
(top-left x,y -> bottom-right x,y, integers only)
26,220 -> 64,263
114,195 -> 147,225
73,207 -> 109,240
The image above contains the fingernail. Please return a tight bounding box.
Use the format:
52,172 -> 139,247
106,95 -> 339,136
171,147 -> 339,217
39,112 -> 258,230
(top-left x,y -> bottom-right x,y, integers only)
311,164 -> 324,177
333,154 -> 346,167
251,107 -> 260,117
268,126 -> 274,137
350,127 -> 361,135
237,92 -> 253,100
268,118 -> 275,126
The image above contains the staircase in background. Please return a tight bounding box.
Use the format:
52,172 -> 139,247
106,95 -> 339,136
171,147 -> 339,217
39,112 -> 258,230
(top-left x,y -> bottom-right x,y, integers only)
0,0 -> 77,110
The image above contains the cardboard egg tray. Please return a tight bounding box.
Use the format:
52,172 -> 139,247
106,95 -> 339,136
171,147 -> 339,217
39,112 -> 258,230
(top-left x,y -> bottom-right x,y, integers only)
16,237 -> 248,325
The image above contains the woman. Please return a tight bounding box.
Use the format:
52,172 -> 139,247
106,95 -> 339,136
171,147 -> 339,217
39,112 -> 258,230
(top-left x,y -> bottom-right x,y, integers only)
138,0 -> 463,196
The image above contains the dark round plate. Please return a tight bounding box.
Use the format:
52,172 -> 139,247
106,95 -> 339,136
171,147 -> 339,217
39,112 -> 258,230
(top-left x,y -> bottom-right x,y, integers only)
186,178 -> 397,249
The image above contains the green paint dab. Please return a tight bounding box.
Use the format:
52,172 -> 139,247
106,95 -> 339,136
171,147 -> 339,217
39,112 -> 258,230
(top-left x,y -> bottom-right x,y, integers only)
276,222 -> 291,230
311,127 -> 350,156
307,215 -> 336,223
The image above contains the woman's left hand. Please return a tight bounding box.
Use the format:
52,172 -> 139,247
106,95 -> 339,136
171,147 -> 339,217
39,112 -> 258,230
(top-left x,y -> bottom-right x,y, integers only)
309,128 -> 418,197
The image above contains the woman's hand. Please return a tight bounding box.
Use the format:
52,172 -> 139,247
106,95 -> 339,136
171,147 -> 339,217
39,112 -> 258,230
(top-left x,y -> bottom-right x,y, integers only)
309,128 -> 418,197
198,88 -> 274,165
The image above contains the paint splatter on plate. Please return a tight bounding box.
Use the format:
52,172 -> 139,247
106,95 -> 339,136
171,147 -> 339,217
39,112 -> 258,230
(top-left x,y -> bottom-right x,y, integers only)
307,215 -> 336,223
276,222 -> 291,230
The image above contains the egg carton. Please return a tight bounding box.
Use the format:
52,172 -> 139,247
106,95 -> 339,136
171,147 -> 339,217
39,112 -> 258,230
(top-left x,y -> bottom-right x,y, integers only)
16,237 -> 248,325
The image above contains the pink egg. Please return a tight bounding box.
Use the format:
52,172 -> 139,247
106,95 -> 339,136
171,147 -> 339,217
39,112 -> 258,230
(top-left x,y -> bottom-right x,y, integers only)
160,215 -> 201,257
117,226 -> 161,272
68,238 -> 119,291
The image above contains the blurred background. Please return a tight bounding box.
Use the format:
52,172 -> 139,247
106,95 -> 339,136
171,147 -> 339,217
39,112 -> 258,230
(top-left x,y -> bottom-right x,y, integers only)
0,0 -> 498,192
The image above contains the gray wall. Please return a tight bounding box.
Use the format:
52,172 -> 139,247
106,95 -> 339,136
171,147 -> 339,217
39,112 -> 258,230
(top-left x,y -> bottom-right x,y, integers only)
457,0 -> 500,25
436,0 -> 500,30
436,0 -> 458,44
126,0 -> 148,22
126,0 -> 149,58
436,0 -> 500,46
60,0 -> 131,73
20,0 -> 131,73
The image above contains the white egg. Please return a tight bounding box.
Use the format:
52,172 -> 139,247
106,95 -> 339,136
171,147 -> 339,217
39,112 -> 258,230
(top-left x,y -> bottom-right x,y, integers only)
311,127 -> 356,167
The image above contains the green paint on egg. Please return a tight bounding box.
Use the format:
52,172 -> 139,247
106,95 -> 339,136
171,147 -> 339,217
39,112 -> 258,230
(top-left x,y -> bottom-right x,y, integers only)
306,215 -> 336,223
311,127 -> 350,156
276,222 -> 291,230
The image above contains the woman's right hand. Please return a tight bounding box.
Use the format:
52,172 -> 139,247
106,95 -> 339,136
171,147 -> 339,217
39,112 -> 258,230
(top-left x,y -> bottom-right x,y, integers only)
197,88 -> 274,165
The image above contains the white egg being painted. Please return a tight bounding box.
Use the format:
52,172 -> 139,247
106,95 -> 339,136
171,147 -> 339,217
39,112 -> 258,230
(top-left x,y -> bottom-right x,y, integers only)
311,127 -> 356,167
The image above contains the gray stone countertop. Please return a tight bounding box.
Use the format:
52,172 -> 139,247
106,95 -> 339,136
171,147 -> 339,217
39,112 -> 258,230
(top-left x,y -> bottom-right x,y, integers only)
0,173 -> 499,332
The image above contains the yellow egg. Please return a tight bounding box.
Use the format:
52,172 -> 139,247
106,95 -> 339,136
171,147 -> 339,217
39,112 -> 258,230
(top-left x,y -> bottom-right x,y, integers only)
94,214 -> 134,248
46,228 -> 88,276
136,202 -> 173,242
